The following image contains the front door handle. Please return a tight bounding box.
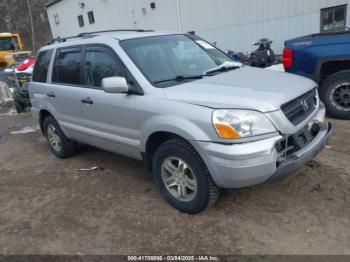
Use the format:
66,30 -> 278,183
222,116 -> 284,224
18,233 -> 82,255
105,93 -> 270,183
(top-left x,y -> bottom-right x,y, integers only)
81,97 -> 94,105
47,91 -> 55,98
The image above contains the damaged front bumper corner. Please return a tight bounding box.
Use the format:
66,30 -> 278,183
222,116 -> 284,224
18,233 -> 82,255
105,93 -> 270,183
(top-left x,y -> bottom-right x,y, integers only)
265,122 -> 333,183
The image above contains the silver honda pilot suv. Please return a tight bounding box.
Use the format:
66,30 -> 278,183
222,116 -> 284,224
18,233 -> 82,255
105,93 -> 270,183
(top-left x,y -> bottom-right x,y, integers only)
29,30 -> 333,214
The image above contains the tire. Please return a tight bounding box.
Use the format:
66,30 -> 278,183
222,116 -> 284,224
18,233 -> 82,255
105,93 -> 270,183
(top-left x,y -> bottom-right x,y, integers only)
152,139 -> 220,214
268,49 -> 275,64
250,54 -> 257,67
320,70 -> 350,119
43,116 -> 76,159
14,100 -> 24,113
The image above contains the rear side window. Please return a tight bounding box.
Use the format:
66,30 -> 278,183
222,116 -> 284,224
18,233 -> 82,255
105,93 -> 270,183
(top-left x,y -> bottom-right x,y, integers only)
84,46 -> 125,88
52,47 -> 82,85
32,49 -> 53,83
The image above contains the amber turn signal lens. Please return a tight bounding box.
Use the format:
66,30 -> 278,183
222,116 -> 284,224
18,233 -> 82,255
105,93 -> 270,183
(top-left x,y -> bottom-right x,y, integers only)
214,123 -> 241,139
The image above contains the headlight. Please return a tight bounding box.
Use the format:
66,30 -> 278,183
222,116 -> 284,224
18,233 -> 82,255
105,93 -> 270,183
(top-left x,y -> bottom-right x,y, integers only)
213,110 -> 276,139
4,54 -> 13,59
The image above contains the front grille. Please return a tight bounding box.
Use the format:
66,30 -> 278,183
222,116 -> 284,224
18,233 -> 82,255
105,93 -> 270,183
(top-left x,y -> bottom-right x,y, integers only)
281,89 -> 317,125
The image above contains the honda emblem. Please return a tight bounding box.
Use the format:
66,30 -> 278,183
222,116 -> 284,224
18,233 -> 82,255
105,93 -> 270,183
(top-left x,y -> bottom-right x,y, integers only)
301,99 -> 309,111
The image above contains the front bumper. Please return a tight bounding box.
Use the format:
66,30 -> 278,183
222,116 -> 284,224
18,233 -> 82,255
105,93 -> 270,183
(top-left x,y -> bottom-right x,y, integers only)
193,110 -> 333,189
265,122 -> 333,183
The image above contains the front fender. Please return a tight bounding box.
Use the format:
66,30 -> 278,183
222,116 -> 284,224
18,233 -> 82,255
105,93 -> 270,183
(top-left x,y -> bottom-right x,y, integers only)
140,114 -> 213,152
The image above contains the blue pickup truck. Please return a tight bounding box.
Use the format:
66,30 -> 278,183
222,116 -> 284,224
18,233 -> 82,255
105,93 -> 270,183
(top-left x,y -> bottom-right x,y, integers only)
284,31 -> 350,119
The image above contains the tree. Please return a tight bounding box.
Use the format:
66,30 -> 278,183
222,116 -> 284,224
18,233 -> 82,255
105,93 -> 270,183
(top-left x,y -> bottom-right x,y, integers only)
1,0 -> 13,32
0,0 -> 52,53
26,0 -> 36,54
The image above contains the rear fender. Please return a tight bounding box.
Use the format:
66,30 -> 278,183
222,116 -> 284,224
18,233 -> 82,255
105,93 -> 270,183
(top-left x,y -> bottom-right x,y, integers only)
313,56 -> 350,83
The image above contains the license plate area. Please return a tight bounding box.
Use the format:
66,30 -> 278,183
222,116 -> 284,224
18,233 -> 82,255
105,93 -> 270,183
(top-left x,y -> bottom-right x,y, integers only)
276,123 -> 321,163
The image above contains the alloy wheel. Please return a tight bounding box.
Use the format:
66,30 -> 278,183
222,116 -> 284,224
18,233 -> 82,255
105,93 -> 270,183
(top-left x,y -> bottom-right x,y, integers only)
161,157 -> 198,202
331,83 -> 350,111
47,124 -> 61,152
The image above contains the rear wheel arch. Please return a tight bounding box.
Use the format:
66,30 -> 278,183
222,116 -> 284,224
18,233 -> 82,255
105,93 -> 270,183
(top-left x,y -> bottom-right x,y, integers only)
314,57 -> 350,83
319,70 -> 350,119
39,109 -> 54,135
43,115 -> 76,158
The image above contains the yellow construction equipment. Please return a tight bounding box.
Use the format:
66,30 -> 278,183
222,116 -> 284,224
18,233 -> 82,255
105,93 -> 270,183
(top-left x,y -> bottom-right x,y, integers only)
0,33 -> 32,68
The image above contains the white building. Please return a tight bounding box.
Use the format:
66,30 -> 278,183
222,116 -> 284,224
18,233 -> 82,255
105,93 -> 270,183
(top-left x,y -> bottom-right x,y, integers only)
46,0 -> 350,53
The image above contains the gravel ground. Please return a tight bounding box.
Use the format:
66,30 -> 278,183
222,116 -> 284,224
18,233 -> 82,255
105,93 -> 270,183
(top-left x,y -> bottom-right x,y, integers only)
0,109 -> 349,255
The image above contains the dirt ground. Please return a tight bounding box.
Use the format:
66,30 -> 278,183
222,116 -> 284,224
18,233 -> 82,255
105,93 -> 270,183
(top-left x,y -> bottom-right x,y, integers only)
0,106 -> 349,255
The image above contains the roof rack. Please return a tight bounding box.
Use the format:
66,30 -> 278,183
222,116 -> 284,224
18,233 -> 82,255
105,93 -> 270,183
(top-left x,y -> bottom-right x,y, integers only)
45,29 -> 155,46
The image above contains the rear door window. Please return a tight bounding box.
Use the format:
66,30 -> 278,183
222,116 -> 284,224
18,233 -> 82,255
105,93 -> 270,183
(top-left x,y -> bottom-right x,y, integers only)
52,47 -> 82,85
84,46 -> 125,88
32,49 -> 53,83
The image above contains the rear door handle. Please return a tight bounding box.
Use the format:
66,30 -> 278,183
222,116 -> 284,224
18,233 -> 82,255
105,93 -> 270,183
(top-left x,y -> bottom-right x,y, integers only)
81,97 -> 94,105
47,91 -> 55,98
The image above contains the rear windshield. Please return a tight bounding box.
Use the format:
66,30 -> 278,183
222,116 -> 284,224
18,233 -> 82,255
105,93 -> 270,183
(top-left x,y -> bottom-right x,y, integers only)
32,49 -> 54,83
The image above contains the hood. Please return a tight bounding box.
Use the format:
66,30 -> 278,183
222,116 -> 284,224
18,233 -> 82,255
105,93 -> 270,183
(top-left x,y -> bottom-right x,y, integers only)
163,66 -> 317,112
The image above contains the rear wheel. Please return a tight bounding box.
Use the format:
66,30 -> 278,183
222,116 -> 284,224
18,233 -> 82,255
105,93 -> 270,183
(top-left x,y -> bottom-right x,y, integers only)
14,100 -> 24,113
320,70 -> 350,119
152,139 -> 220,214
43,116 -> 76,159
250,54 -> 257,67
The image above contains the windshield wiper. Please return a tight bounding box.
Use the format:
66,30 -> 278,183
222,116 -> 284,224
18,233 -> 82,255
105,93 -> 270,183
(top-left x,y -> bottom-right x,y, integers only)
153,62 -> 241,85
154,75 -> 204,84
204,62 -> 241,75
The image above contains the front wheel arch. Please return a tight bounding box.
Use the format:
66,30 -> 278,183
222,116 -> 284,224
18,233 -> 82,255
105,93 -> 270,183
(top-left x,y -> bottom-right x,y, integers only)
152,138 -> 220,213
143,131 -> 192,172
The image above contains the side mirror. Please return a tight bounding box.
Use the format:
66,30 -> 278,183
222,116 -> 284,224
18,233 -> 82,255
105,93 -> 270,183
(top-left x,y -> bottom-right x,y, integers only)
102,76 -> 129,94
252,42 -> 258,45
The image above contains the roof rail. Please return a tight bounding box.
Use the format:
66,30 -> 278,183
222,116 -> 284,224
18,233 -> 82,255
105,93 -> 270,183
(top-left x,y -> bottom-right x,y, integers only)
80,29 -> 154,35
45,29 -> 154,46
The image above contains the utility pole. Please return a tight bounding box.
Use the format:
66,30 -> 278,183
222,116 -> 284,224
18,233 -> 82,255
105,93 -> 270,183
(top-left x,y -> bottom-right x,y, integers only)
26,0 -> 36,53
2,0 -> 13,32
176,0 -> 183,31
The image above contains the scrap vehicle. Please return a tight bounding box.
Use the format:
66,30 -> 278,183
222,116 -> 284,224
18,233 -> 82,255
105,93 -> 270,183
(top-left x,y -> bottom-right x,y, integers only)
0,32 -> 31,68
30,30 -> 332,214
226,50 -> 250,65
284,30 -> 350,119
4,57 -> 35,113
250,38 -> 275,68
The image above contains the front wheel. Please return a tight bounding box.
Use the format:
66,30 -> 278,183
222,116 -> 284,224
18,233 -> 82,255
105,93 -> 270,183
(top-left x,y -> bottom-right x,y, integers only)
152,139 -> 220,214
320,70 -> 350,119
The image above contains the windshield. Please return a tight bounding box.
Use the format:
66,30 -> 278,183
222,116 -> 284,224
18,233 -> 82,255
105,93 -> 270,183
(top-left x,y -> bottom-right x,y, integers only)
120,34 -> 234,87
0,37 -> 18,51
